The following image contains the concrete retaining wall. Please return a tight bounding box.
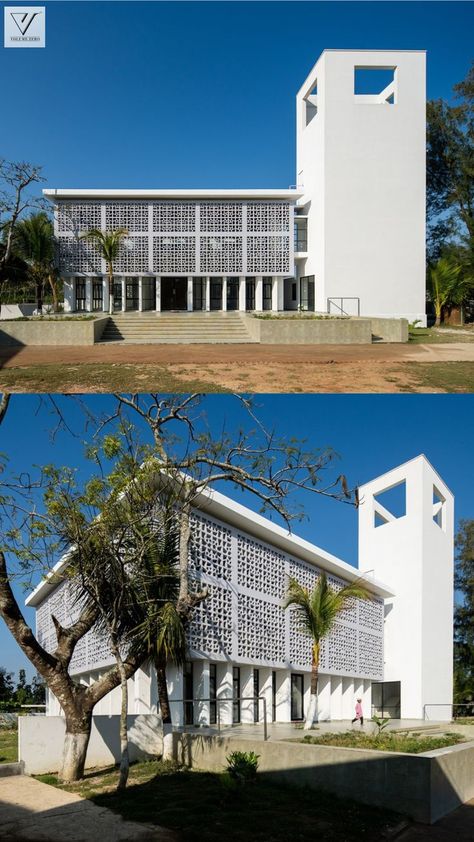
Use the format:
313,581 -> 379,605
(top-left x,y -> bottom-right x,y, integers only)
18,714 -> 163,774
244,314 -> 408,344
176,734 -> 474,824
0,316 -> 109,346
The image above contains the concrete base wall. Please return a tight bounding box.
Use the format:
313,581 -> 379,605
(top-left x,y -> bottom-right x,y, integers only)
0,317 -> 109,346
18,714 -> 163,774
176,734 -> 474,824
243,315 -> 408,344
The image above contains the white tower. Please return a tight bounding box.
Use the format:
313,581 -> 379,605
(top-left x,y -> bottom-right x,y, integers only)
296,50 -> 426,323
358,455 -> 454,721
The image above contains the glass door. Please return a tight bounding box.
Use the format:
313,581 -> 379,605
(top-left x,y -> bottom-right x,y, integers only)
209,663 -> 217,725
193,278 -> 205,311
75,279 -> 86,311
246,278 -> 255,310
227,277 -> 239,310
125,277 -> 139,310
233,666 -> 241,724
92,278 -> 103,312
210,278 -> 223,310
272,671 -> 277,722
263,277 -> 273,310
184,661 -> 194,725
291,674 -> 304,721
113,280 -> 122,311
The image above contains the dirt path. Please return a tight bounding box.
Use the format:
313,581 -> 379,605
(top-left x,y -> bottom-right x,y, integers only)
1,343 -> 473,393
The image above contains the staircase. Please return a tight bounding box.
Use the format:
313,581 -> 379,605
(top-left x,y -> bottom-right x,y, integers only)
98,312 -> 256,344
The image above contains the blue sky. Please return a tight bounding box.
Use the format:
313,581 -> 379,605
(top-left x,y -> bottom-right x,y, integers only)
1,1 -> 473,192
1,393 -> 473,679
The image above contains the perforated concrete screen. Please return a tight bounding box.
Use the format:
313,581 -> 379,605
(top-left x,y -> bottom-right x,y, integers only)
36,508 -> 384,680
55,200 -> 293,276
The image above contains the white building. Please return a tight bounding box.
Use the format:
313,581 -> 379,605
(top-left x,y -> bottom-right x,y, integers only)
44,49 -> 426,324
27,455 -> 453,724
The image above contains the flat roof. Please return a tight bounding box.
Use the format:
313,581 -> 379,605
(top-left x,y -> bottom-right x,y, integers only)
43,188 -> 303,201
25,481 -> 395,608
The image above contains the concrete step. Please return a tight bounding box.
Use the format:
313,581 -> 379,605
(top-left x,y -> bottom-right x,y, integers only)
98,314 -> 256,344
0,761 -> 24,778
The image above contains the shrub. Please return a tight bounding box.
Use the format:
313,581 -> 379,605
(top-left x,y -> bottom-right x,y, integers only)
225,750 -> 260,785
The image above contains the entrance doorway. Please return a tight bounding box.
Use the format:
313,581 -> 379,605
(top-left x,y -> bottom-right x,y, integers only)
291,674 -> 304,721
371,681 -> 401,719
125,278 -> 139,311
161,277 -> 187,311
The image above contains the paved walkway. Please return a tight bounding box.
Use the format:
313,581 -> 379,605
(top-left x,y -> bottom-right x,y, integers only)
0,776 -> 175,841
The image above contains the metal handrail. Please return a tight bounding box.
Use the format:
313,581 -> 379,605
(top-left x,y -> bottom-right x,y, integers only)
423,702 -> 474,721
171,695 -> 269,740
327,297 -> 361,317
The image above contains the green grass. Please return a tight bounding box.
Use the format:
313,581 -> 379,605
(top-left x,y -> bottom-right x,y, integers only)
409,326 -> 474,344
407,362 -> 474,392
0,728 -> 17,763
297,730 -> 464,754
453,717 -> 474,725
36,760 -> 402,841
0,364 -> 227,393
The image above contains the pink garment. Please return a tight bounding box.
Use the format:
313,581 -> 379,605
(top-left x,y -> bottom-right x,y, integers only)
355,702 -> 363,718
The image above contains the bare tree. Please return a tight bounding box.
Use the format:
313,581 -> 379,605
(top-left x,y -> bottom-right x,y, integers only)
0,160 -> 46,305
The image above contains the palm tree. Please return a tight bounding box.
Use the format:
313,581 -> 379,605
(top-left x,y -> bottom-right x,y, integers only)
127,522 -> 187,760
284,573 -> 371,728
428,256 -> 465,326
13,212 -> 56,312
80,228 -> 128,314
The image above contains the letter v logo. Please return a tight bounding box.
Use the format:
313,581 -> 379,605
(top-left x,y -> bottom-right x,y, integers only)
11,10 -> 41,35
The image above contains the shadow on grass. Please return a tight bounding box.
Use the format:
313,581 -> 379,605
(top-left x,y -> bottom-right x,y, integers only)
82,763 -> 402,842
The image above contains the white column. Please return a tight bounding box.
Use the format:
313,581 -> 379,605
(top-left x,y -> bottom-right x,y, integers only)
271,277 -> 279,311
138,277 -> 143,312
102,277 -> 109,313
277,277 -> 285,311
217,663 -> 233,726
275,671 -> 291,722
363,679 -> 372,721
317,674 -> 331,721
167,663 -> 184,727
222,277 -> 227,312
331,677 -> 343,721
187,276 -> 193,312
134,665 -> 152,714
121,277 -> 126,312
342,677 -> 354,720
155,277 -> 161,312
255,276 -> 263,311
238,276 -> 246,311
205,277 -> 211,312
193,660 -> 210,726
63,278 -> 74,313
240,667 -> 254,725
85,278 -> 92,313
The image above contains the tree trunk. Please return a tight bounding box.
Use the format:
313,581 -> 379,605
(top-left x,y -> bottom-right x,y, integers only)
108,266 -> 114,315
36,279 -> 43,314
48,273 -> 58,313
155,657 -> 174,761
112,643 -> 129,791
58,708 -> 92,783
304,645 -> 319,730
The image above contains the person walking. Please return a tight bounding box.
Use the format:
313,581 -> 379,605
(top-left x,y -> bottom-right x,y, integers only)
352,698 -> 364,726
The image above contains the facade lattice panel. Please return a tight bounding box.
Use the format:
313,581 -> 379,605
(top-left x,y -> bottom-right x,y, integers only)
36,508 -> 384,680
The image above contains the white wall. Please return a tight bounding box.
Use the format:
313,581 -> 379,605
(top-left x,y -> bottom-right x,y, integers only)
358,456 -> 454,720
19,714 -> 164,775
297,50 -> 426,321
